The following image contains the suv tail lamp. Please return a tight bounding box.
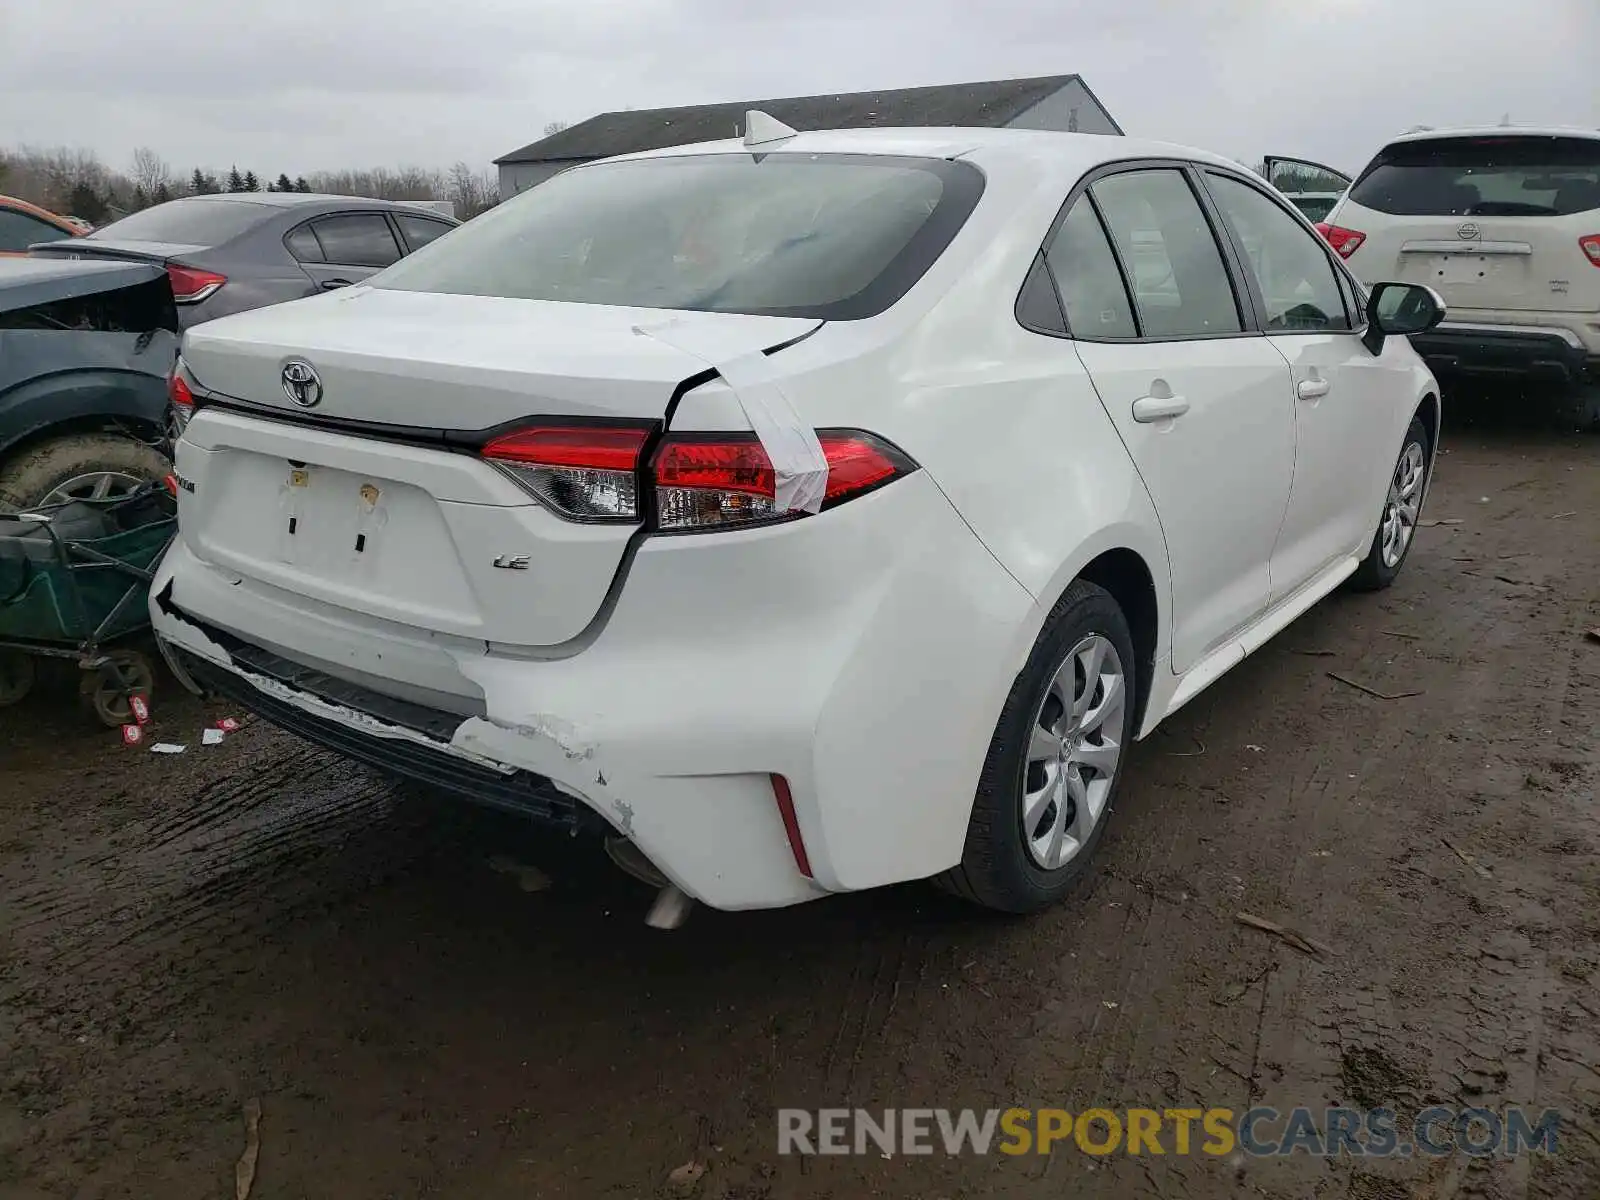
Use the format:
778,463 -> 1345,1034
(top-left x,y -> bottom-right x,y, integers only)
1315,222 -> 1366,259
482,422 -> 916,531
166,264 -> 227,304
1580,234 -> 1600,267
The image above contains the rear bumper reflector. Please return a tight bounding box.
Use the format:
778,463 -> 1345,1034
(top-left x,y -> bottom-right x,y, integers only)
770,773 -> 813,878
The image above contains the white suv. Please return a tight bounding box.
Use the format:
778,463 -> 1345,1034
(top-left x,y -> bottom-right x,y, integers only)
151,124 -> 1446,922
1319,127 -> 1600,428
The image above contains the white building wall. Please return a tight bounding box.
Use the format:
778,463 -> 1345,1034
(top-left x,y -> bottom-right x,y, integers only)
498,161 -> 574,199
1005,80 -> 1122,136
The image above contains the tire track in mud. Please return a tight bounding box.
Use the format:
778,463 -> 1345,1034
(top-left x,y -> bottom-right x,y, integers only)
0,726 -> 434,1032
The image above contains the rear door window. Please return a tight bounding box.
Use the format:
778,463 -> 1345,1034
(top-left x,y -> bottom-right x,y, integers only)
284,224 -> 324,263
1089,169 -> 1243,339
1044,198 -> 1136,338
1348,136 -> 1600,217
310,214 -> 403,268
396,214 -> 453,253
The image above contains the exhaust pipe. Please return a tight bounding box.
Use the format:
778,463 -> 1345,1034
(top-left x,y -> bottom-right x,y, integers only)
605,837 -> 694,930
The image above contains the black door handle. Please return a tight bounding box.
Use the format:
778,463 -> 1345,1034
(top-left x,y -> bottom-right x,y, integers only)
321,278 -> 352,290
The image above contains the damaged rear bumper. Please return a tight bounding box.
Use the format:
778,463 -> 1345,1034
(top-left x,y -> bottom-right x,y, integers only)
149,471 -> 1038,911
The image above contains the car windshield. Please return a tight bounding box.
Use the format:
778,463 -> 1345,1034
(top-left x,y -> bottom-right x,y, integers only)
373,153 -> 985,319
90,199 -> 275,245
1348,135 -> 1600,217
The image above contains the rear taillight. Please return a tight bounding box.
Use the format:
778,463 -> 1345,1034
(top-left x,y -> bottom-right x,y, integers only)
1580,235 -> 1600,267
651,430 -> 913,531
1316,222 -> 1366,259
166,264 -> 227,304
168,364 -> 195,434
481,424 -> 651,521
483,422 -> 916,531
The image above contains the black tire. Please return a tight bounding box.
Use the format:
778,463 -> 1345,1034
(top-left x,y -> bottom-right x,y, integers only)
0,433 -> 170,512
937,579 -> 1138,913
1557,384 -> 1600,433
1348,415 -> 1431,593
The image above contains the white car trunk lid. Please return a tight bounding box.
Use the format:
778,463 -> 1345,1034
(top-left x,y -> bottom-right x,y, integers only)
176,287 -> 819,648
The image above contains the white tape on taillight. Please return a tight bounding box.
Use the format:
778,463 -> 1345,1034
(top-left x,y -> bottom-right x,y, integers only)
651,429 -> 913,531
631,319 -> 829,514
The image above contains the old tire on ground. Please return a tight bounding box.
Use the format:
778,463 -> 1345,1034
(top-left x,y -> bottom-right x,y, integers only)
937,579 -> 1138,914
1349,415 -> 1431,593
0,651 -> 35,707
0,433 -> 170,512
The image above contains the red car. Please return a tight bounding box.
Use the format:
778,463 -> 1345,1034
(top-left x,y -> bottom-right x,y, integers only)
0,195 -> 83,256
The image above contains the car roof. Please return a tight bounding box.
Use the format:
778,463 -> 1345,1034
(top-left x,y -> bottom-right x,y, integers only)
0,193 -> 81,234
164,192 -> 454,214
600,126 -> 1251,184
1383,125 -> 1600,146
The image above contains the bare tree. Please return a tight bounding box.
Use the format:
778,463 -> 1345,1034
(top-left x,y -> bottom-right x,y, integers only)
446,161 -> 499,218
130,146 -> 172,197
543,120 -> 570,137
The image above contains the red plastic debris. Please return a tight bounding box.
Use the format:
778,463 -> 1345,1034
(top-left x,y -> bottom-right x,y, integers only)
129,694 -> 150,725
122,724 -> 144,746
215,717 -> 240,732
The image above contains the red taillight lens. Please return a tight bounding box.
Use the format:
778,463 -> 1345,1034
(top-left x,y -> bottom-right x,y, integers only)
482,422 -> 916,529
1316,222 -> 1366,259
166,264 -> 227,304
651,430 -> 913,530
168,364 -> 195,434
482,424 -> 651,521
1580,235 -> 1600,267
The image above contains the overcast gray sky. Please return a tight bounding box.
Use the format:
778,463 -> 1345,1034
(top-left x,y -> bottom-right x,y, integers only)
3,0 -> 1597,178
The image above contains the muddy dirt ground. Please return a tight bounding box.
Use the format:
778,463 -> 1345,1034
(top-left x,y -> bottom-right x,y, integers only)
1,406 -> 1596,1200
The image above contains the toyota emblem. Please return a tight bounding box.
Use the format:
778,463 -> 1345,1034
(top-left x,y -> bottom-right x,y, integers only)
1456,222 -> 1482,241
281,359 -> 323,408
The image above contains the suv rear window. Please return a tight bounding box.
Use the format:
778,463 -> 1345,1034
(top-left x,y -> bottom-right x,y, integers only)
1348,135 -> 1600,217
372,153 -> 985,320
89,199 -> 274,246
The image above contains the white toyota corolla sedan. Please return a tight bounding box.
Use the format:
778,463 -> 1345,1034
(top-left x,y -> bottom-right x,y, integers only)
151,119 -> 1445,922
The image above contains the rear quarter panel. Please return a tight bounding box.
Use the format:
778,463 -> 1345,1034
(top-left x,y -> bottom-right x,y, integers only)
0,329 -> 178,454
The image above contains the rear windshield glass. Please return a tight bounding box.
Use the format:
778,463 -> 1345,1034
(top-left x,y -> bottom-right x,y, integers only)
89,199 -> 274,246
1348,136 -> 1600,217
372,153 -> 985,319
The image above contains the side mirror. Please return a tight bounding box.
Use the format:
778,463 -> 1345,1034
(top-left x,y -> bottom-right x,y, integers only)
1363,282 -> 1446,355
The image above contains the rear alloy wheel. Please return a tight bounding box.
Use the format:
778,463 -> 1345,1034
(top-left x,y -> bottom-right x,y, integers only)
1350,415 -> 1430,592
0,433 -> 170,512
938,580 -> 1137,913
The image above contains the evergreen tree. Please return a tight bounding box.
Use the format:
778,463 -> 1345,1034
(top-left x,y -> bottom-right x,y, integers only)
154,181 -> 172,204
294,177 -> 311,193
273,173 -> 294,193
189,167 -> 209,194
242,170 -> 260,192
66,182 -> 108,225
225,164 -> 246,193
